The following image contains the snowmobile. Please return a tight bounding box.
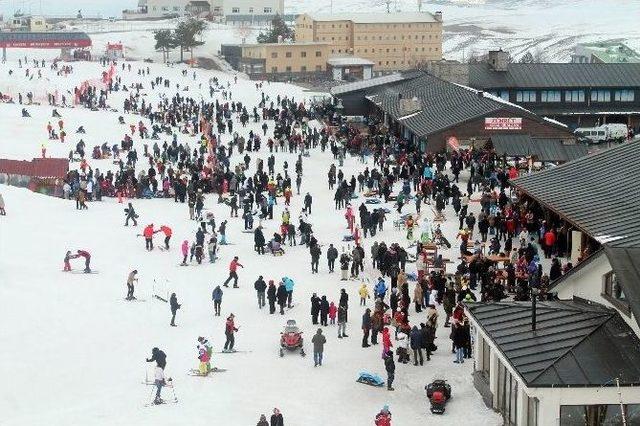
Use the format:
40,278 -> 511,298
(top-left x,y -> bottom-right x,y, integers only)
279,319 -> 305,357
425,379 -> 452,414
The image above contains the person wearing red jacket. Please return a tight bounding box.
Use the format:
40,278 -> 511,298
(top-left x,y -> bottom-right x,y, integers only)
223,256 -> 244,288
382,327 -> 393,356
159,225 -> 172,250
76,249 -> 91,272
143,224 -> 155,251
543,229 -> 556,259
223,313 -> 239,352
375,406 -> 392,426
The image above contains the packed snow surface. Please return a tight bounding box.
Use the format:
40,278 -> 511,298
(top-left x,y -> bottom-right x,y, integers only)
0,53 -> 500,425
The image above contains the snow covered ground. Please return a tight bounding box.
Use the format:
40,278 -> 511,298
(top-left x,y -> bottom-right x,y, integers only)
0,54 -> 503,425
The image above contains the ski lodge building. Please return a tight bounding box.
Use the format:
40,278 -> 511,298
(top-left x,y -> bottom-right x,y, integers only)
466,141 -> 640,425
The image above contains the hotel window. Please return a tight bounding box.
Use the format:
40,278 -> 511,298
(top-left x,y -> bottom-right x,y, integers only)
565,90 -> 585,102
300,51 -> 306,58
541,90 -> 561,102
263,7 -> 272,13
285,52 -> 291,58
315,65 -> 322,71
591,90 -> 611,102
301,66 -> 307,72
315,51 -> 322,57
615,90 -> 635,102
248,7 -> 253,12
271,52 -> 278,58
285,66 -> 291,72
271,66 -> 277,73
231,7 -> 239,13
516,90 -> 536,102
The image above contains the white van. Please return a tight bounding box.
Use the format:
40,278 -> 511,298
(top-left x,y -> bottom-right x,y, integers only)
574,124 -> 628,144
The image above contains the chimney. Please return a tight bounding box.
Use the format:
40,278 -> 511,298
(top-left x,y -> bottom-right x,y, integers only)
434,11 -> 442,22
487,49 -> 509,72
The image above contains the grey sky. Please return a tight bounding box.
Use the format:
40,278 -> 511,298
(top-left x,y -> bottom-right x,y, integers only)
0,0 -> 135,18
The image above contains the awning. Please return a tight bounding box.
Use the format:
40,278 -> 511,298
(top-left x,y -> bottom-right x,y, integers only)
489,134 -> 589,162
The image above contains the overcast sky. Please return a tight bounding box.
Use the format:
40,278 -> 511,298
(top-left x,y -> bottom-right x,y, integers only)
0,0 -> 135,18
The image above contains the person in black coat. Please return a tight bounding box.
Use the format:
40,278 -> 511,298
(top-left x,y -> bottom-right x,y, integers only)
254,275 -> 267,309
384,350 -> 395,391
170,293 -> 181,326
254,227 -> 265,254
146,347 -> 166,369
319,295 -> 329,326
339,288 -> 349,322
410,326 -> 423,366
326,244 -> 338,273
362,308 -> 371,348
267,280 -> 277,314
270,408 -> 284,426
310,293 -> 321,324
276,282 -> 288,315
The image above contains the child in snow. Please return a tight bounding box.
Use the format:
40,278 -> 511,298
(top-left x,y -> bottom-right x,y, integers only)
328,302 -> 337,325
359,282 -> 370,306
181,240 -> 189,265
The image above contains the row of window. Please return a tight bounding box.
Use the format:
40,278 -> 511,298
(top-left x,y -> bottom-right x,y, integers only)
317,34 -> 439,42
309,22 -> 437,30
511,89 -> 635,103
231,7 -> 273,13
329,47 -> 439,55
269,65 -> 323,73
270,51 -> 322,58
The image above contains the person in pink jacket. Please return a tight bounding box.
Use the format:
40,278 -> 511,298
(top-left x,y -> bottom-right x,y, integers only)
328,302 -> 337,325
181,240 -> 189,265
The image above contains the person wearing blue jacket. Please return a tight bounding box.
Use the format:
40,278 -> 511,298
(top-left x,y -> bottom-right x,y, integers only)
283,276 -> 295,308
410,325 -> 424,366
212,285 -> 223,316
374,277 -> 387,299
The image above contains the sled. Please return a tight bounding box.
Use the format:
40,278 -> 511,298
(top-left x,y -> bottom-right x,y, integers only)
356,371 -> 385,387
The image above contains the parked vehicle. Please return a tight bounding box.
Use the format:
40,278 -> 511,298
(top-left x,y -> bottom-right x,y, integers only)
574,124 -> 628,144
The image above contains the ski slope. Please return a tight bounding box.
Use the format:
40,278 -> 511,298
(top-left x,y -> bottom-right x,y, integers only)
0,55 -> 503,425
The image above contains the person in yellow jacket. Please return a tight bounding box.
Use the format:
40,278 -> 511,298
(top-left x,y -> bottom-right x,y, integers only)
359,282 -> 370,306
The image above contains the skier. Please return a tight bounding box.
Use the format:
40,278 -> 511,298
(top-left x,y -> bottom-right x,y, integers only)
159,225 -> 172,249
170,293 -> 181,326
124,202 -> 137,226
181,240 -> 189,265
126,269 -> 138,300
76,249 -> 91,273
212,285 -> 223,316
254,275 -> 267,309
311,328 -> 326,367
197,336 -> 212,374
223,256 -> 244,288
63,250 -> 78,271
146,347 -> 167,369
143,224 -> 155,251
223,313 -> 239,352
153,365 -> 169,405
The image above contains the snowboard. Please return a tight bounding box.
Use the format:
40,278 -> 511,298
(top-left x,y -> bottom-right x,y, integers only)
68,270 -> 99,274
215,350 -> 252,354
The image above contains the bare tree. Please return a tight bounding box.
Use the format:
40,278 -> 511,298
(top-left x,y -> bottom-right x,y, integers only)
235,24 -> 254,45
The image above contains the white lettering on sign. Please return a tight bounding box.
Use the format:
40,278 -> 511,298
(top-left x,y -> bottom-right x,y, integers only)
485,117 -> 522,130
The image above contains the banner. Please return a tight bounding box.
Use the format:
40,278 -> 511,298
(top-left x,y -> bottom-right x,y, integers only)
485,117 -> 522,130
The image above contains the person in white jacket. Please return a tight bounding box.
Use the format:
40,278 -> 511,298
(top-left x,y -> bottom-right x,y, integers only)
154,366 -> 166,404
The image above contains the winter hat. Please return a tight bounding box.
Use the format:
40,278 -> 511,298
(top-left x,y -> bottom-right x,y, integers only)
382,405 -> 389,413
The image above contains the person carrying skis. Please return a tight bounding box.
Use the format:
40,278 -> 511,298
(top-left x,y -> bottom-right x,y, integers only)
146,347 -> 167,369
223,256 -> 244,288
212,285 -> 223,316
126,269 -> 138,300
170,293 -> 181,326
124,202 -> 137,226
223,313 -> 239,352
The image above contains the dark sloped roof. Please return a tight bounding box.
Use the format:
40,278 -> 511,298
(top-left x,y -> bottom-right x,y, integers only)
366,74 -> 548,138
469,62 -> 640,89
330,71 -> 422,96
511,140 -> 640,248
467,300 -> 640,387
490,134 -> 588,162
